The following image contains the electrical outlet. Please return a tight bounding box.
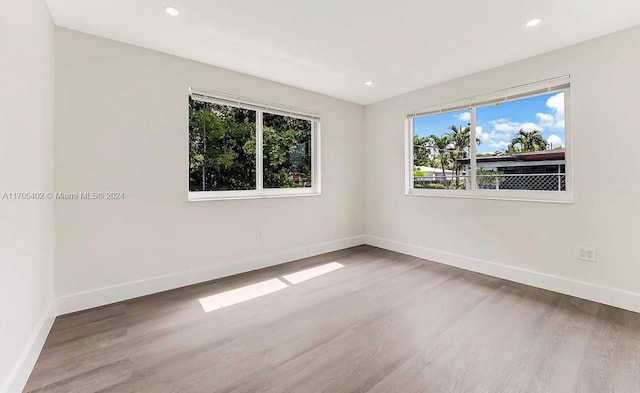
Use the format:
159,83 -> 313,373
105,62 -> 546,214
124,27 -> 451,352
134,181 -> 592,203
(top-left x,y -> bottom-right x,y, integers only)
256,228 -> 264,241
578,247 -> 597,262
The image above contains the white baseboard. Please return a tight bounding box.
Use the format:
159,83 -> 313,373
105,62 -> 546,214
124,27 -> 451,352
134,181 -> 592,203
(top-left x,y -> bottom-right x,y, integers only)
363,235 -> 640,314
56,235 -> 366,315
1,300 -> 56,393
56,234 -> 640,315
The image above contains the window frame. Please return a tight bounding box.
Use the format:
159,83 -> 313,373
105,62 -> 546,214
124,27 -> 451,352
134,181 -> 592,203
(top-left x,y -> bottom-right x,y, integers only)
188,91 -> 321,201
405,79 -> 572,203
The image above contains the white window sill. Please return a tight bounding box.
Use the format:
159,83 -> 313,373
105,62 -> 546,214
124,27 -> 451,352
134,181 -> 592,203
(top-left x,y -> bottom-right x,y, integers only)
188,190 -> 321,202
406,189 -> 573,204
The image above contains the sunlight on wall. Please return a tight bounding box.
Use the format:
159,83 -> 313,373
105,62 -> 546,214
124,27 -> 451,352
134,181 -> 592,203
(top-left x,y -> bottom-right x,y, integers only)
198,262 -> 345,312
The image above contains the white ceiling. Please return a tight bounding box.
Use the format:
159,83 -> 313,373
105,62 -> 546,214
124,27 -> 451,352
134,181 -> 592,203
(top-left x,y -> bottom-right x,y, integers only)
46,0 -> 640,105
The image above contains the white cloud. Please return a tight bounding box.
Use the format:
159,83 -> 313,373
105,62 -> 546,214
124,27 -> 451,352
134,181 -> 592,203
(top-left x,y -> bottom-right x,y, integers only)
476,126 -> 490,142
489,118 -> 520,133
492,140 -> 510,149
456,111 -> 471,122
547,93 -> 565,116
545,92 -> 565,130
489,119 -> 541,133
547,134 -> 563,148
480,119 -> 525,152
519,122 -> 540,132
536,112 -> 554,128
476,125 -> 514,150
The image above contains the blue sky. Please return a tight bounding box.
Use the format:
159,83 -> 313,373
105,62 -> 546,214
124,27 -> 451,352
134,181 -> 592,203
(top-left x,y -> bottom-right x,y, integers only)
413,92 -> 565,154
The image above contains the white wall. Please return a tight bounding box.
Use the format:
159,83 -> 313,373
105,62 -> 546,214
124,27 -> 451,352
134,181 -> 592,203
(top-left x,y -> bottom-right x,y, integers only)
365,26 -> 640,300
0,0 -> 56,391
54,29 -> 365,305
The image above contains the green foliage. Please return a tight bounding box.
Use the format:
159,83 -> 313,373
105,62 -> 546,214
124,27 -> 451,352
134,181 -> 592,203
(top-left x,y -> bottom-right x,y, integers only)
189,98 -> 311,191
507,129 -> 548,153
413,170 -> 426,178
413,124 -> 482,189
189,98 -> 256,191
446,125 -> 481,188
413,182 -> 446,189
413,135 -> 434,167
262,113 -> 311,188
447,125 -> 481,159
423,134 -> 454,175
476,167 -> 504,189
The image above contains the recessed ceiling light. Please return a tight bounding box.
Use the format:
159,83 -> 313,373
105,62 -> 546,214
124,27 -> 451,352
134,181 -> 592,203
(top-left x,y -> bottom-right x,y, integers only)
165,6 -> 180,16
364,81 -> 373,86
526,18 -> 541,27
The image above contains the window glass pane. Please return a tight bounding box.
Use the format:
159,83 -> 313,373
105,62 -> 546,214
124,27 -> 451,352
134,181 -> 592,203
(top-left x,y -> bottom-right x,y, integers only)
189,98 -> 256,191
475,92 -> 566,191
263,113 -> 312,189
413,110 -> 475,190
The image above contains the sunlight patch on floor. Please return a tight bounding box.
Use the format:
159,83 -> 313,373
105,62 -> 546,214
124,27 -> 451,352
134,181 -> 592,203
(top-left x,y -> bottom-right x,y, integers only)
281,262 -> 344,284
198,262 -> 345,312
198,278 -> 289,312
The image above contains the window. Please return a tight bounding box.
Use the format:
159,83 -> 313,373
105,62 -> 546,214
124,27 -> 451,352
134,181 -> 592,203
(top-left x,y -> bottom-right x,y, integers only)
407,76 -> 571,201
188,90 -> 320,200
474,92 -> 566,192
412,109 -> 473,190
189,100 -> 256,192
262,113 -> 312,189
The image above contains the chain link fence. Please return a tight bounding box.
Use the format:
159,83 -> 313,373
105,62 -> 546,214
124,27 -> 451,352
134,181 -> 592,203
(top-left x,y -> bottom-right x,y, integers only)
476,173 -> 565,191
414,173 -> 565,191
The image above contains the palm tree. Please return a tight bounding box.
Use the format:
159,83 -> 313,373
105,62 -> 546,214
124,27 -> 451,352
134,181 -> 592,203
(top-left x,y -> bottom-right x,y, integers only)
446,125 -> 481,187
413,135 -> 433,167
508,129 -> 548,153
426,134 -> 453,183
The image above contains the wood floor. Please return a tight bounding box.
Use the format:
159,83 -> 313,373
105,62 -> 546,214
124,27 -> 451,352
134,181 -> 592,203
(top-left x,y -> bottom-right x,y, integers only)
25,246 -> 640,392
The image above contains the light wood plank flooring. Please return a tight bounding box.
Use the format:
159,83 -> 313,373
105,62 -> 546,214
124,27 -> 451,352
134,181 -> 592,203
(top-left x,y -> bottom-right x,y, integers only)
24,246 -> 640,392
